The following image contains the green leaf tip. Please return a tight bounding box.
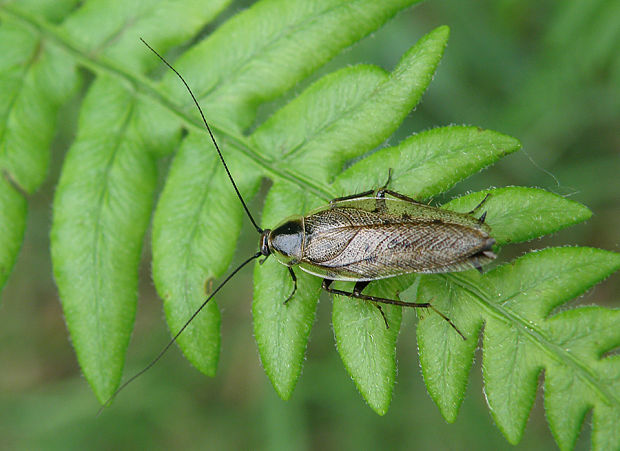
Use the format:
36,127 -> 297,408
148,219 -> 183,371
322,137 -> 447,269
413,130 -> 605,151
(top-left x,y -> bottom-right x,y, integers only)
253,24 -> 453,189
0,177 -> 27,298
253,183 -> 323,400
333,281 -> 403,416
3,2 -> 617,448
334,126 -> 522,199
431,24 -> 450,40
444,187 -> 592,246
417,247 -> 620,446
152,133 -> 262,377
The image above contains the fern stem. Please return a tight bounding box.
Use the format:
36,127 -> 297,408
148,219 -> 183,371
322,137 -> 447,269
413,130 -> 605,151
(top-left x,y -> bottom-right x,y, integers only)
0,4 -> 335,202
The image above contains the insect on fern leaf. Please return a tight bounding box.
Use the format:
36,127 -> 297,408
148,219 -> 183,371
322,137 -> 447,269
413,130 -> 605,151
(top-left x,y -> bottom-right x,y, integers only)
12,1 -> 613,447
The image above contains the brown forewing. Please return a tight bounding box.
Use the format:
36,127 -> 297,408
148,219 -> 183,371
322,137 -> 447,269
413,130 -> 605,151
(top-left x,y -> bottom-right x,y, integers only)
298,198 -> 494,281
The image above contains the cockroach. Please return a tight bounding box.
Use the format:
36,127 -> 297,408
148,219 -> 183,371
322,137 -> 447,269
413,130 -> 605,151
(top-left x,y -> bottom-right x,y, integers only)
100,40 -> 497,410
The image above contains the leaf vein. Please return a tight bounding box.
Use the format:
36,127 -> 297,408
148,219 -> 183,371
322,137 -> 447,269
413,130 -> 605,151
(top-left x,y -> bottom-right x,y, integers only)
198,0 -> 365,103
180,163 -> 220,313
91,97 -> 136,370
0,5 -> 334,200
0,34 -> 40,167
446,272 -> 620,411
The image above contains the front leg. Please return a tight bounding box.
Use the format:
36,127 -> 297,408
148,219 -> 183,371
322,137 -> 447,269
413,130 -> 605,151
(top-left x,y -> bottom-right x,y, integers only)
283,267 -> 297,304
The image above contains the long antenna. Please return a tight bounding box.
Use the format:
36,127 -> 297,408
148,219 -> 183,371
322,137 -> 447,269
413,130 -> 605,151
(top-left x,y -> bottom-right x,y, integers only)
98,251 -> 262,415
141,38 -> 263,233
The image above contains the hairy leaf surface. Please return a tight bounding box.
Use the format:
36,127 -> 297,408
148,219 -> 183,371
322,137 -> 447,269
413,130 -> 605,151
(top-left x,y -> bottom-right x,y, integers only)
334,126 -> 521,198
51,76 -> 159,402
333,278 -> 411,415
413,248 -> 620,448
45,1 -> 225,401
253,181 -> 323,399
253,26 -> 450,185
0,2 -> 617,448
443,187 -> 593,246
0,12 -> 79,298
152,132 -> 261,376
162,0 -> 422,131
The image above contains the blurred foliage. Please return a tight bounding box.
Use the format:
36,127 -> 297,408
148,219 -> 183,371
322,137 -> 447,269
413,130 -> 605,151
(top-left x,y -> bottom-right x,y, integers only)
0,0 -> 617,449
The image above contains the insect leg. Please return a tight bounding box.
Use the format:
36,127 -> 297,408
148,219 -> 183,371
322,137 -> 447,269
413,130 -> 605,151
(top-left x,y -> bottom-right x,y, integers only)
380,189 -> 427,206
353,280 -> 370,295
372,169 -> 394,212
283,267 -> 297,304
374,168 -> 424,206
329,189 -> 375,205
375,305 -> 389,329
322,279 -> 466,340
466,193 -> 491,215
379,168 -> 393,191
471,258 -> 484,274
353,280 -> 389,328
331,169 -> 394,208
374,192 -> 388,212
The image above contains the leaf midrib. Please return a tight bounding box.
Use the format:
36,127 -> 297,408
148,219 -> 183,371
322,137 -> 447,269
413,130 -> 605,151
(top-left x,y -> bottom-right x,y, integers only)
445,272 -> 620,411
91,98 -> 136,378
0,4 -> 334,201
279,72 -> 385,161
407,141 -> 509,172
198,0 -> 362,104
180,163 -> 219,316
0,28 -> 40,185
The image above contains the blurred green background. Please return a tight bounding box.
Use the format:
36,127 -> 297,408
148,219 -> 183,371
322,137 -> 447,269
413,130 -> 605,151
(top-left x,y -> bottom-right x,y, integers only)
1,0 -> 618,449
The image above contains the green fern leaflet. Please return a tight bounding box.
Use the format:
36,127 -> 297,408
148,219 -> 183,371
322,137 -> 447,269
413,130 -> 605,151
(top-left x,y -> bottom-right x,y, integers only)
0,1 -> 617,449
